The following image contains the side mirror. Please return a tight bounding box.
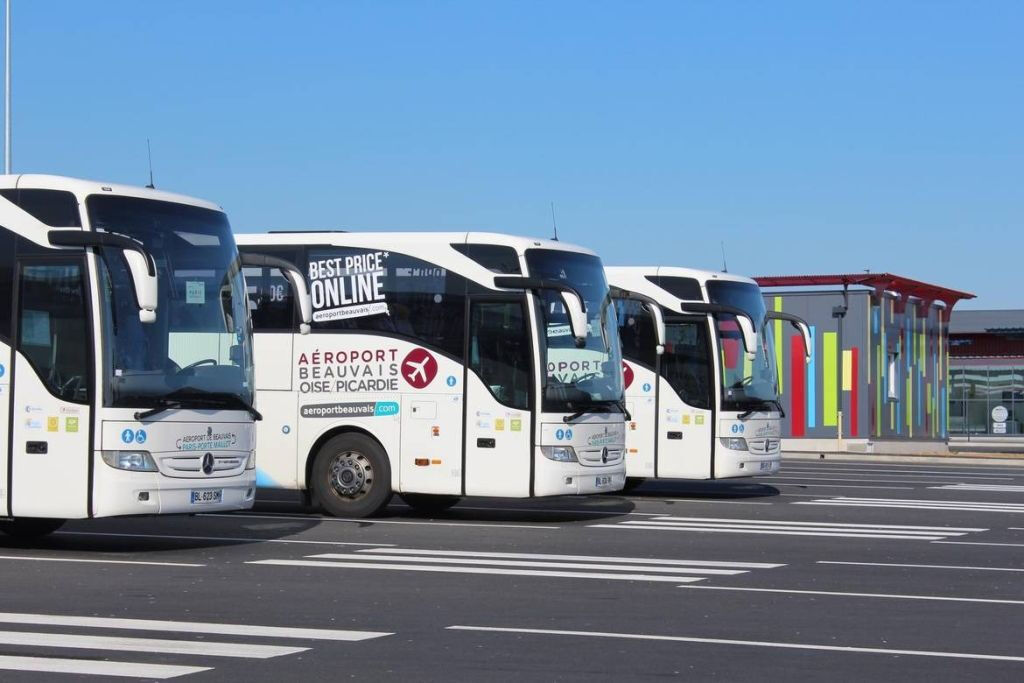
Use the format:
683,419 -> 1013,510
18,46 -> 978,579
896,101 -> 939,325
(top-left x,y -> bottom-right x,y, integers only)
493,275 -> 589,347
122,248 -> 158,323
560,290 -> 589,348
680,301 -> 758,360
735,313 -> 758,361
767,311 -> 813,362
794,320 -> 812,361
240,252 -> 313,335
645,302 -> 667,355
48,229 -> 159,324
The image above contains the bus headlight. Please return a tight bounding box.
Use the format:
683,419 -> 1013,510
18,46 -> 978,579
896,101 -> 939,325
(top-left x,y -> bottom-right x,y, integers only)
245,452 -> 256,470
101,450 -> 158,472
541,446 -> 578,462
718,437 -> 748,451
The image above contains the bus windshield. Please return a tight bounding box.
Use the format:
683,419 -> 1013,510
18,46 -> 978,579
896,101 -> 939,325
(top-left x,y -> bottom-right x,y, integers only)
525,249 -> 624,413
706,280 -> 779,411
88,195 -> 254,409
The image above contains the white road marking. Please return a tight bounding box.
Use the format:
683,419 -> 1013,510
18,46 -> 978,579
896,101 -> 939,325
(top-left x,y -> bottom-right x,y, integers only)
627,498 -> 774,506
795,496 -> 1024,513
591,516 -> 982,540
56,531 -> 396,547
354,547 -> 783,568
0,655 -> 208,679
450,505 -> 663,517
929,484 -> 1024,492
764,476 -> 991,485
780,467 -> 1016,478
203,512 -> 559,530
249,546 -> 784,584
0,631 -> 306,658
250,558 -> 704,582
764,483 -> 915,490
818,560 -> 1024,573
678,585 -> 1024,606
933,541 -> 1024,548
446,625 -> 1024,662
0,612 -> 390,641
0,554 -> 203,567
316,553 -> 749,575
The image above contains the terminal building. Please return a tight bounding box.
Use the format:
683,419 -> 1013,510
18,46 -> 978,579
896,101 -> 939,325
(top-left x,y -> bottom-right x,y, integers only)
754,273 -> 975,454
947,310 -> 1024,438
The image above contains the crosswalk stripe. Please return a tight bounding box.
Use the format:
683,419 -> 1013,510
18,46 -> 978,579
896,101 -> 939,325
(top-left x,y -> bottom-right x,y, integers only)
929,484 -> 1024,492
617,520 -> 965,536
0,631 -> 306,658
589,515 -> 980,540
795,497 -> 1024,513
591,524 -> 947,540
608,516 -> 984,531
249,558 -> 705,582
354,547 -> 782,569
0,612 -> 390,641
312,553 -> 749,575
0,655 -> 208,679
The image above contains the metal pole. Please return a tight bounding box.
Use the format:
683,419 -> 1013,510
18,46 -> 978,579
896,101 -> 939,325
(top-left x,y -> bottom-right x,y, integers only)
4,0 -> 10,174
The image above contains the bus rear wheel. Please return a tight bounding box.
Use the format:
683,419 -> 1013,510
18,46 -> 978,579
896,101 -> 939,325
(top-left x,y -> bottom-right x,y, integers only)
0,518 -> 65,540
312,433 -> 392,518
398,493 -> 460,515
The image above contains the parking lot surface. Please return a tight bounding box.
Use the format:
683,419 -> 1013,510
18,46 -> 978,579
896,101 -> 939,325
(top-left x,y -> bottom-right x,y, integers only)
1,457 -> 1023,681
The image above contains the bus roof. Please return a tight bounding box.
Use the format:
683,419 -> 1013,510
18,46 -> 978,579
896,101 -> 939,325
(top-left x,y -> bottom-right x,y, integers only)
0,174 -> 223,212
235,230 -> 597,257
606,265 -> 760,308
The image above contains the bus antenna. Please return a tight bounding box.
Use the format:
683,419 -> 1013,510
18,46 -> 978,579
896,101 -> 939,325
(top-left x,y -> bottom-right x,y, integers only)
549,202 -> 559,241
145,138 -> 155,189
720,241 -> 728,272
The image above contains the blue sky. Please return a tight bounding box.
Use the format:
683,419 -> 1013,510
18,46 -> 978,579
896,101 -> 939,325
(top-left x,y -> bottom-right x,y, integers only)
11,1 -> 1022,308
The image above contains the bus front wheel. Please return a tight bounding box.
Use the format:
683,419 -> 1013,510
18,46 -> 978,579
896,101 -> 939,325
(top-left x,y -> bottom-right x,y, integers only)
0,517 -> 65,540
398,493 -> 460,515
312,433 -> 393,518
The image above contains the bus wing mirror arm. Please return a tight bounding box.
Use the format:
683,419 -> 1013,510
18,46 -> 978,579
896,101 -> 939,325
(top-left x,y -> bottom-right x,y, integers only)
768,311 -> 813,362
609,287 -> 667,355
48,229 -> 158,323
241,253 -> 313,334
680,301 -> 757,360
494,276 -> 589,347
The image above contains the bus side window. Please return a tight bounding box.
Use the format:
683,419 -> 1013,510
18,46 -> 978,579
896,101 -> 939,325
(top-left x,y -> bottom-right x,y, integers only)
0,226 -> 14,341
245,266 -> 296,332
18,261 -> 91,403
469,300 -> 530,410
614,298 -> 657,368
661,321 -> 711,410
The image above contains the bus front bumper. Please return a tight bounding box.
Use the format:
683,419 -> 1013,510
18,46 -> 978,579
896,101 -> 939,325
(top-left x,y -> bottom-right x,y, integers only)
92,466 -> 256,518
533,456 -> 626,496
715,449 -> 781,478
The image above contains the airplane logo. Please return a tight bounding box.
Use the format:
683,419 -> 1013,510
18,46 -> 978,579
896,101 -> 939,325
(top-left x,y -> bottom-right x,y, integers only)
401,348 -> 438,389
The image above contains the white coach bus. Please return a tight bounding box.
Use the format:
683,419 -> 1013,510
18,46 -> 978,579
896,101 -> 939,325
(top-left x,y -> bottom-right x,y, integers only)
0,175 -> 308,538
606,267 -> 810,486
237,232 -> 627,517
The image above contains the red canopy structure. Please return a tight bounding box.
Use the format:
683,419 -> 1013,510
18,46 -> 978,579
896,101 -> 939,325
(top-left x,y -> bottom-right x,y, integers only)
753,273 -> 975,310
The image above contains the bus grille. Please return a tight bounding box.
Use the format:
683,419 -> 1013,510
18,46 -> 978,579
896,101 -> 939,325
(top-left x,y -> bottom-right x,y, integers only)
159,454 -> 247,478
577,447 -> 624,467
747,438 -> 780,455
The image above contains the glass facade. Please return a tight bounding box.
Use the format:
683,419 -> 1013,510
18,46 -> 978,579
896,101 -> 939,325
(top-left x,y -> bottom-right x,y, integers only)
948,365 -> 1024,436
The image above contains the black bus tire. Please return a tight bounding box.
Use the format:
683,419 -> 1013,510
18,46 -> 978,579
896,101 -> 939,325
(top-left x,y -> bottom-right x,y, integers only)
311,433 -> 392,518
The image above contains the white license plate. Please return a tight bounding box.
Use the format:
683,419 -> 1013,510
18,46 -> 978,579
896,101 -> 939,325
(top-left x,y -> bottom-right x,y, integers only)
759,461 -> 775,472
595,475 -> 614,488
190,489 -> 223,505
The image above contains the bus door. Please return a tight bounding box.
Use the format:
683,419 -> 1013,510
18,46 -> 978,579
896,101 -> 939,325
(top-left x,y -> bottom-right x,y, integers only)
614,297 -> 659,478
8,257 -> 93,518
244,256 -> 300,489
656,315 -> 714,479
463,296 -> 533,497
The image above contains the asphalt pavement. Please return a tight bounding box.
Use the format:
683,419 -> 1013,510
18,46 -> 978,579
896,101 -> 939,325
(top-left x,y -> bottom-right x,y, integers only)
1,457 -> 1023,681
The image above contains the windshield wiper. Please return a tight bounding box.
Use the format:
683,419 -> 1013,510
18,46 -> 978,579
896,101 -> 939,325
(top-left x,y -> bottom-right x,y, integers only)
562,401 -> 630,423
737,399 -> 785,420
134,390 -> 263,421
